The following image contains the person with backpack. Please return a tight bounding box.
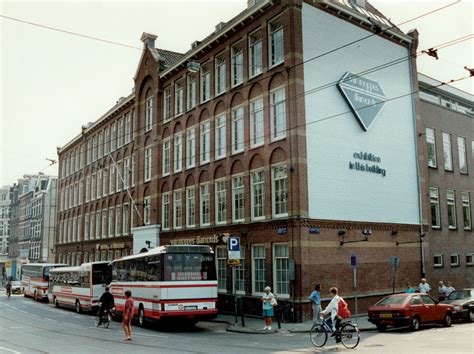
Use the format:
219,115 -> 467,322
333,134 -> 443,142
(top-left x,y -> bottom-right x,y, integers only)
321,287 -> 350,342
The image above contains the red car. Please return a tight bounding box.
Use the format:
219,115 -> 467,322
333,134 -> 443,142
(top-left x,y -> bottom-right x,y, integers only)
368,293 -> 455,331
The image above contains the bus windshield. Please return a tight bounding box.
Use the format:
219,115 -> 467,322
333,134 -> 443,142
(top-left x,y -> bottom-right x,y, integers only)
163,253 -> 216,281
92,263 -> 108,285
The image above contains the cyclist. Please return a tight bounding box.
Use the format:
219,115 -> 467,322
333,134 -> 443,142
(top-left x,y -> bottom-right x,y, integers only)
321,287 -> 343,342
5,280 -> 12,298
97,287 -> 114,325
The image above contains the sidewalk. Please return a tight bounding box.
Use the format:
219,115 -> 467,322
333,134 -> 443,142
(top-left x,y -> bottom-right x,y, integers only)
209,314 -> 377,334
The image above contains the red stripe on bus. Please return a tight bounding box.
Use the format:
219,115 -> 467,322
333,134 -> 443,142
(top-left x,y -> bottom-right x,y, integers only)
111,283 -> 217,289
113,296 -> 216,304
52,292 -> 93,300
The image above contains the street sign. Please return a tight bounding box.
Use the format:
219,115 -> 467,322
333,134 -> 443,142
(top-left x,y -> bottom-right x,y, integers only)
228,236 -> 241,260
391,256 -> 400,270
309,227 -> 321,234
227,259 -> 241,266
350,253 -> 357,269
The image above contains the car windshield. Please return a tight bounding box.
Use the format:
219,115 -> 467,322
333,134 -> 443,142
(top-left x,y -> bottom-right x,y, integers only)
376,296 -> 406,306
447,290 -> 470,300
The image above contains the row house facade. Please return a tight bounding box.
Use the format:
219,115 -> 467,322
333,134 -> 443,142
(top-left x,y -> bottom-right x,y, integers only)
419,73 -> 474,287
0,186 -> 11,255
56,0 -> 429,319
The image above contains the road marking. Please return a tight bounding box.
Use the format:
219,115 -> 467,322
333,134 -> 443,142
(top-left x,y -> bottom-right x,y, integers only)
0,345 -> 21,354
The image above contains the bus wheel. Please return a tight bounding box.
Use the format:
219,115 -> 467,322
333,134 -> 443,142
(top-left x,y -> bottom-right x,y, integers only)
138,306 -> 145,328
54,297 -> 59,308
75,300 -> 81,314
34,291 -> 38,301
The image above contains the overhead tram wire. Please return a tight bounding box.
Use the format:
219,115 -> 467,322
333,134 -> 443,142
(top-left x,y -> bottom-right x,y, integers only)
59,73 -> 472,183
0,0 -> 462,76
56,34 -> 474,167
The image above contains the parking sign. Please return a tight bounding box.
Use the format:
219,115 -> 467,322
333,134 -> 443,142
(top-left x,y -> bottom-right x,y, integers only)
228,237 -> 240,260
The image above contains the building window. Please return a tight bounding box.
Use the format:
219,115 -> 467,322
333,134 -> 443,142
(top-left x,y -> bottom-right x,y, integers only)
108,207 -> 114,237
215,179 -> 226,224
461,191 -> 471,230
104,128 -> 109,155
216,247 -> 227,292
232,107 -> 244,154
186,128 -> 196,169
187,74 -> 196,110
251,170 -> 265,220
272,165 -> 288,217
450,253 -> 460,267
123,158 -> 130,189
200,184 -> 210,226
174,133 -> 182,173
250,97 -> 264,148
98,132 -> 104,159
92,136 -> 98,162
115,161 -> 122,192
109,164 -> 115,194
85,175 -> 90,202
162,194 -> 170,230
102,209 -> 107,238
466,253 -> 474,266
131,155 -> 136,187
123,204 -> 129,235
91,174 -> 96,201
273,243 -> 289,296
270,87 -> 286,141
215,114 -> 226,159
125,112 -> 132,144
144,196 -> 151,225
117,118 -> 123,148
215,53 -> 226,96
252,245 -> 266,294
162,138 -> 171,176
200,64 -> 211,103
115,205 -> 122,236
457,137 -> 468,173
249,29 -> 262,78
163,87 -> 171,123
232,176 -> 244,222
110,123 -> 116,152
430,187 -> 441,229
144,147 -> 152,182
433,254 -> 443,268
186,187 -> 195,227
235,247 -> 245,294
175,80 -> 184,116
97,170 -> 102,199
173,191 -> 182,229
269,18 -> 284,67
145,97 -> 153,132
426,128 -> 437,168
103,168 -> 108,196
442,132 -> 453,171
446,190 -> 457,229
231,43 -> 243,87
84,213 -> 90,240
200,121 -> 211,164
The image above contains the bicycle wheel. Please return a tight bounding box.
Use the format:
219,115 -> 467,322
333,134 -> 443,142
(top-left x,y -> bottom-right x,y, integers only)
95,316 -> 101,327
281,306 -> 293,323
310,324 -> 328,347
104,315 -> 111,329
340,323 -> 360,349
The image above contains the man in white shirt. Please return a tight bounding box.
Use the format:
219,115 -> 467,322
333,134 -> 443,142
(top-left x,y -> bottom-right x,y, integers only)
418,278 -> 431,293
438,281 -> 447,300
445,281 -> 455,298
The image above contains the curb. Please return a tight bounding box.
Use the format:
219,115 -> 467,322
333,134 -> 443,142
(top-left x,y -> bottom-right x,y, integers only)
226,325 -> 278,334
288,326 -> 378,333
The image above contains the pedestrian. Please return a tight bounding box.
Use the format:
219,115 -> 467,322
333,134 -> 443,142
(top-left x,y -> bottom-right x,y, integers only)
404,283 -> 415,293
445,281 -> 455,298
418,278 -> 431,293
122,290 -> 134,341
438,281 -> 447,301
309,284 -> 322,324
261,286 -> 277,331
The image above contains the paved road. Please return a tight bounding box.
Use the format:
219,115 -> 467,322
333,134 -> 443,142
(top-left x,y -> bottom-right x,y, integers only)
0,292 -> 472,353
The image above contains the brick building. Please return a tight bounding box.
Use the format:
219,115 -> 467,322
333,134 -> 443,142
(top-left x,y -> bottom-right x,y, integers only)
419,73 -> 474,288
56,0 -> 427,319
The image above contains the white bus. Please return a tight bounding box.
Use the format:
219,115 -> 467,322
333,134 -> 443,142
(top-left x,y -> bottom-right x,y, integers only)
21,263 -> 67,301
48,262 -> 109,313
109,245 -> 218,326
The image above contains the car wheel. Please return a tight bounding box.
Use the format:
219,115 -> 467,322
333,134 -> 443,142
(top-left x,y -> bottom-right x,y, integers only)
409,316 -> 421,331
75,300 -> 81,314
470,310 -> 474,323
443,313 -> 452,327
376,324 -> 387,332
138,307 -> 145,328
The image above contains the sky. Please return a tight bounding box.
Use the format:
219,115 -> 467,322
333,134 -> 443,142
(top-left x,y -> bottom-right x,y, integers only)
0,0 -> 472,186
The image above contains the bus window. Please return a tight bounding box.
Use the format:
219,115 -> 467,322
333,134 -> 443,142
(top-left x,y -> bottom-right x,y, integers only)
163,253 -> 216,281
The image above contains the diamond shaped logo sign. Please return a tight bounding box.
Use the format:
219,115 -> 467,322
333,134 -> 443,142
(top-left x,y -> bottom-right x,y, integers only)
337,72 -> 386,131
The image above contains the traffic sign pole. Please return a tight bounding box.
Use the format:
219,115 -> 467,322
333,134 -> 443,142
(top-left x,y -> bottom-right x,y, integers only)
351,253 -> 358,316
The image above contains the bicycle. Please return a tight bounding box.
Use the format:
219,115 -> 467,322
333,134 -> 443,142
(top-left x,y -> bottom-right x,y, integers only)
310,317 -> 360,349
279,302 -> 295,323
95,305 -> 114,329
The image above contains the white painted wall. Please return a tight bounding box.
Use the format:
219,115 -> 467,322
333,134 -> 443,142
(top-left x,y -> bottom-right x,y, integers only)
302,4 -> 420,224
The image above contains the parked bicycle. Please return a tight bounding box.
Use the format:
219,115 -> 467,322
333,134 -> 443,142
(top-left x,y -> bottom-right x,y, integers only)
310,317 -> 360,349
279,301 -> 295,323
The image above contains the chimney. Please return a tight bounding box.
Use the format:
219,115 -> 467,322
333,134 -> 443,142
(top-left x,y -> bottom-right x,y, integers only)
140,32 -> 158,49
